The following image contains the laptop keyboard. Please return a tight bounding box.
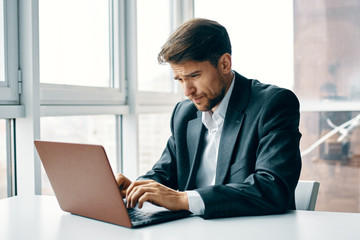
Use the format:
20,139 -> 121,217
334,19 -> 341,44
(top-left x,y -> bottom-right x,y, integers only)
127,207 -> 169,222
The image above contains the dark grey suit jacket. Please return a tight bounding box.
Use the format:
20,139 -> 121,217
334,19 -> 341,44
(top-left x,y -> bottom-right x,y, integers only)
140,71 -> 302,219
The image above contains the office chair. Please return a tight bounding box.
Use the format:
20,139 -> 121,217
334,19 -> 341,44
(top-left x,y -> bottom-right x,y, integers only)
295,180 -> 320,211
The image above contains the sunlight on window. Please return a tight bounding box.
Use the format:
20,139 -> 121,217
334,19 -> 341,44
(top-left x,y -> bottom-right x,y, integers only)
195,0 -> 294,90
137,0 -> 174,92
39,0 -> 110,87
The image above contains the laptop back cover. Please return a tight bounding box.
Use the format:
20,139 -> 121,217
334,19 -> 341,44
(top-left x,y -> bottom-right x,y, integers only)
34,140 -> 132,228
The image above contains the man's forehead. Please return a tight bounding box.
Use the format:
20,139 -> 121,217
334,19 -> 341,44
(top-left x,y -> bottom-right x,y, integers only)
170,61 -> 208,76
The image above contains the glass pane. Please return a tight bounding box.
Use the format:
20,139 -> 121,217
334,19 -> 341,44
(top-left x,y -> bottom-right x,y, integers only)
39,0 -> 110,87
138,113 -> 171,176
40,115 -> 118,195
0,0 -> 5,83
294,1 -> 360,102
0,120 -> 7,199
195,0 -> 294,89
295,1 -> 360,213
137,0 -> 173,92
300,111 -> 360,212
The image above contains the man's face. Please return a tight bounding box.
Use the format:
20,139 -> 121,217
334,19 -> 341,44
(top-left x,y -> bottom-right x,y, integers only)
171,60 -> 230,112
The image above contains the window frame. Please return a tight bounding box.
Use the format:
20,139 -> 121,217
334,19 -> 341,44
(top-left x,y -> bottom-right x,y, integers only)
0,0 -> 19,104
38,0 -> 126,107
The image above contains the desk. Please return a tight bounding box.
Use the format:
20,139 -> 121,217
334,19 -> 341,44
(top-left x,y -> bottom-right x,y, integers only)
1,195 -> 360,240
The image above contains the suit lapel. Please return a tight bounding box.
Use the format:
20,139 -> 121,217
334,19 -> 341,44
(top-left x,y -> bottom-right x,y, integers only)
215,108 -> 244,184
215,72 -> 250,185
185,111 -> 204,189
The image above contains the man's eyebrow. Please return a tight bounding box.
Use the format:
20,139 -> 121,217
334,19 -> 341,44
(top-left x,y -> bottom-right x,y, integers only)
173,70 -> 201,80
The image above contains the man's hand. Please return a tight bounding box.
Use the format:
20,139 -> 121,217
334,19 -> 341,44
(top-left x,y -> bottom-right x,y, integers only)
126,180 -> 189,211
115,173 -> 132,197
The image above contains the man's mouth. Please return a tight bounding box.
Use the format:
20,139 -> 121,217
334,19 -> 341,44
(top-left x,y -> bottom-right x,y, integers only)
192,96 -> 203,104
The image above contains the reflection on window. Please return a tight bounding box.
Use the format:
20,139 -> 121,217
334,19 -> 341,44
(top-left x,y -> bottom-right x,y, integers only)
40,115 -> 118,195
295,1 -> 360,213
0,0 -> 5,83
0,120 -> 7,199
138,113 -> 171,176
300,112 -> 360,212
293,1 -> 360,102
137,0 -> 173,92
39,0 -> 110,87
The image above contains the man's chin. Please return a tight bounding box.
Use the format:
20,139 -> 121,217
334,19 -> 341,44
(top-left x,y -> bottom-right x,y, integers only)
193,102 -> 211,112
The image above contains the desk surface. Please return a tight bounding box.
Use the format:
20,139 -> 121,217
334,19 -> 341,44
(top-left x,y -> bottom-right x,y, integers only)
1,195 -> 360,240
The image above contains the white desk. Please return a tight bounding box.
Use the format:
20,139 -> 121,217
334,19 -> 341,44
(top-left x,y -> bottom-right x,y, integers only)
1,195 -> 359,240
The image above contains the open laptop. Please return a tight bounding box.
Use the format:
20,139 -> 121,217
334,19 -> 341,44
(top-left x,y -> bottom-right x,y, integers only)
34,140 -> 191,228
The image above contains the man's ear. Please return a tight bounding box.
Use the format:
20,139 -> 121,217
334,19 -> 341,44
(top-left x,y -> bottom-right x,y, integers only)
218,53 -> 232,74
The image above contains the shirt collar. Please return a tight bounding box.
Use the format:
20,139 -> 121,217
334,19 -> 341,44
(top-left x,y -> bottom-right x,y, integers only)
202,72 -> 235,130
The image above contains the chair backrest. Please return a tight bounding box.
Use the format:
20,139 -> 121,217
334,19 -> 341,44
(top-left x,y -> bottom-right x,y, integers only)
295,180 -> 320,211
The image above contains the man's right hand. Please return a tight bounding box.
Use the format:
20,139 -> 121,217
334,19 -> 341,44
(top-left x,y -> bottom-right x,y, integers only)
115,173 -> 132,197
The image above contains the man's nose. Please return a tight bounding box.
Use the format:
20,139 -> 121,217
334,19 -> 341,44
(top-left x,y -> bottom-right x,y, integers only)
183,81 -> 196,97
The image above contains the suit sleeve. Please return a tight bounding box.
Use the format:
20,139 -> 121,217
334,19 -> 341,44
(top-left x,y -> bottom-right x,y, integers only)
196,89 -> 302,219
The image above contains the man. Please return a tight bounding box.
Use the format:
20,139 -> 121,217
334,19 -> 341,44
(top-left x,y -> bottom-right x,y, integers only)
116,18 -> 302,219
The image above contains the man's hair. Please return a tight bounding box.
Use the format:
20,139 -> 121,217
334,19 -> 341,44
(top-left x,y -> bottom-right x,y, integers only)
158,18 -> 232,67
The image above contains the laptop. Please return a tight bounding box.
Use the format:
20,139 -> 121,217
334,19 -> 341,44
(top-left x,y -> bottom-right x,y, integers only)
34,140 -> 191,228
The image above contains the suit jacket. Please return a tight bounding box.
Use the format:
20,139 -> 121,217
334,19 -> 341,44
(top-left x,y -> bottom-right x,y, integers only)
140,71 -> 302,219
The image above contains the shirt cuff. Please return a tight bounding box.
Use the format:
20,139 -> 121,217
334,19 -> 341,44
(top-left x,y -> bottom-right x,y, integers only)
186,190 -> 205,215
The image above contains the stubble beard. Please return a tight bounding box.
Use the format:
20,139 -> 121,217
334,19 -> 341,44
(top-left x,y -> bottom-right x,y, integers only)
194,83 -> 227,112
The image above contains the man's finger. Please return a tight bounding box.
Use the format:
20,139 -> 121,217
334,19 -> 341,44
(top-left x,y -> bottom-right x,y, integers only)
115,174 -> 132,197
127,184 -> 158,208
126,180 -> 155,199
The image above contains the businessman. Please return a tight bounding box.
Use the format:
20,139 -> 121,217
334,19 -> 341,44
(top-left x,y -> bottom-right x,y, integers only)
116,18 -> 302,219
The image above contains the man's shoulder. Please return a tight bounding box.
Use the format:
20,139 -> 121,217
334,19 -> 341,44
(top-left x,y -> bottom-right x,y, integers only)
248,78 -> 298,103
173,99 -> 199,119
233,72 -> 299,111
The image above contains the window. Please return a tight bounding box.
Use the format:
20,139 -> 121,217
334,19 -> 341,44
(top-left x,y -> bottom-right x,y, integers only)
9,0 -> 190,198
195,0 -> 360,213
40,115 -> 119,195
0,0 -> 19,104
294,0 -> 360,213
39,0 -> 109,87
39,0 -> 125,105
0,119 -> 15,199
34,0 -> 127,195
0,120 -> 6,199
195,0 -> 294,89
138,113 -> 171,176
134,1 -> 184,176
0,0 -> 19,200
136,0 -> 174,92
0,0 -> 5,84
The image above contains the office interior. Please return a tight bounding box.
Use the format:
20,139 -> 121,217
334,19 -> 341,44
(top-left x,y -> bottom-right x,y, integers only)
1,0 -> 360,215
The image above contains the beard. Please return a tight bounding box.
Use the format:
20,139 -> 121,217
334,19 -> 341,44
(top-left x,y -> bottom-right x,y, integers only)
193,74 -> 228,112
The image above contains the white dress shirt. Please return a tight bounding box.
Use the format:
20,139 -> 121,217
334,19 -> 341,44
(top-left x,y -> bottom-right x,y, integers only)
186,73 -> 235,215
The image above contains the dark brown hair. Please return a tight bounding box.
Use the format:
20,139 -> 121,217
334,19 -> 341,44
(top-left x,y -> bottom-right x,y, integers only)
158,18 -> 232,67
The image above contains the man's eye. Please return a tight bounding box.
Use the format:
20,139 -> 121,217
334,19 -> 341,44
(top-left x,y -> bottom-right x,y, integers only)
191,74 -> 199,78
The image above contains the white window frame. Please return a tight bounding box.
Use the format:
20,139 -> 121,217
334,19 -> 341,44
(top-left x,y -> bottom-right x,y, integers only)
39,0 -> 126,110
15,0 -> 129,196
0,0 -> 19,105
12,0 -> 195,196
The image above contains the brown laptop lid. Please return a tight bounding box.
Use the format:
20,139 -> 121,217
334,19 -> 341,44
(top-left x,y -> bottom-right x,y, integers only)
34,140 -> 132,228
